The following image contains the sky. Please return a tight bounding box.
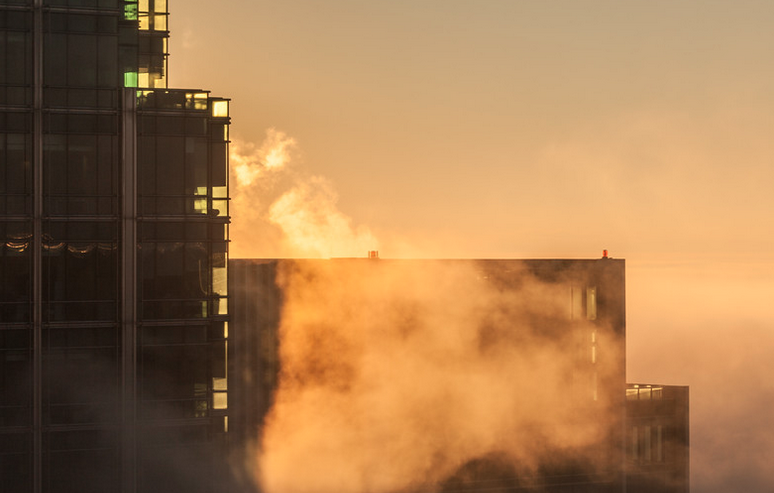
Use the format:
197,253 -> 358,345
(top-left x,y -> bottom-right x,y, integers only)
171,1 -> 774,491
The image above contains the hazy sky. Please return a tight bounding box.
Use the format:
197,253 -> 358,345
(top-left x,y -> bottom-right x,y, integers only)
171,1 -> 774,491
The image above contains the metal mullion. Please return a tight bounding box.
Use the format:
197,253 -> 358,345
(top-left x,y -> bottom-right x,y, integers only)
31,1 -> 43,492
120,87 -> 138,493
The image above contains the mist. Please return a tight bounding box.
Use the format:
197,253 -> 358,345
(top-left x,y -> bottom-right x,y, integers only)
256,259 -> 624,493
627,260 -> 774,492
229,129 -> 378,259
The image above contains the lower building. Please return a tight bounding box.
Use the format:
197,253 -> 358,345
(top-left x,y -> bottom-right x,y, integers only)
625,384 -> 690,493
228,257 -> 688,493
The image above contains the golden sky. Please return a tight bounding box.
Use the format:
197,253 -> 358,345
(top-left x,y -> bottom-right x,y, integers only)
172,2 -> 774,491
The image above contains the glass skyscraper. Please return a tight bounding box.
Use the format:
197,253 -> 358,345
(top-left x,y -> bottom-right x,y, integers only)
0,1 -> 232,492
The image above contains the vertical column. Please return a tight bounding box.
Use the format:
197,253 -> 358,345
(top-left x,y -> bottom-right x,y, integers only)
31,1 -> 43,492
121,88 -> 138,493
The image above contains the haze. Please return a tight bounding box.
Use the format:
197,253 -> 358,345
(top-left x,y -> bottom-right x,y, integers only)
260,260 -> 623,493
172,1 -> 774,491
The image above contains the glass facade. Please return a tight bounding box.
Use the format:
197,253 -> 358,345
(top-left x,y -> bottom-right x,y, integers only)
0,1 -> 230,492
626,384 -> 690,493
135,90 -> 230,493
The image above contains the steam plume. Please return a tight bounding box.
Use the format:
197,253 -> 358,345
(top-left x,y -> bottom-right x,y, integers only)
231,128 -> 295,187
229,129 -> 378,258
268,178 -> 379,258
257,260 -> 623,493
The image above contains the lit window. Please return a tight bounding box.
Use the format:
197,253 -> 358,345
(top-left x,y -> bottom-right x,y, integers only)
212,199 -> 228,217
138,72 -> 149,88
216,297 -> 228,315
212,186 -> 227,198
124,1 -> 138,20
153,14 -> 167,31
212,266 -> 227,296
186,92 -> 208,110
193,198 -> 207,214
213,392 -> 227,410
123,71 -> 138,88
211,100 -> 228,118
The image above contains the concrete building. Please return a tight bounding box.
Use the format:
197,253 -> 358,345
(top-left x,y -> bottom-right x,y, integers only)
228,257 -> 689,493
229,257 -> 632,492
0,1 -> 232,492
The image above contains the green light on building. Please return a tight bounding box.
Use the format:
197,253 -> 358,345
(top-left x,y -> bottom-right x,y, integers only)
124,0 -> 138,20
124,71 -> 138,88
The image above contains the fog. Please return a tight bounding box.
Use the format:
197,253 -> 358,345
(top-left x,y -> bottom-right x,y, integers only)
628,260 -> 774,492
257,260 -> 623,493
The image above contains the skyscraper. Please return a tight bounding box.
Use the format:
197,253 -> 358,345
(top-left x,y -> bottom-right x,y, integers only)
0,1 -> 232,492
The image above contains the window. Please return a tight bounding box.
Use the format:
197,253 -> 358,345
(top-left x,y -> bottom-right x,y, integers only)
586,286 -> 597,320
211,100 -> 228,118
570,285 -> 582,320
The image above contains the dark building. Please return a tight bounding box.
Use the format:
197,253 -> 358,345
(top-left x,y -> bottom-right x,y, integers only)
1,1 -> 232,492
625,384 -> 690,493
228,257 -> 689,493
229,257 -> 633,492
